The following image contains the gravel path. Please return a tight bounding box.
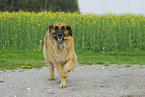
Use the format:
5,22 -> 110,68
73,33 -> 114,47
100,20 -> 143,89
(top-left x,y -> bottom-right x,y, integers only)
1,64 -> 145,97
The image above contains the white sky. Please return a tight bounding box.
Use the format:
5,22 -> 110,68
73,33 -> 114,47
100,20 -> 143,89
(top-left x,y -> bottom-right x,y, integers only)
78,0 -> 145,15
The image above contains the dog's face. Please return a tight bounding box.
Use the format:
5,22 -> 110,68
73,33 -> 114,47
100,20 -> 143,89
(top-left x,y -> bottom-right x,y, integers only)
49,22 -> 72,43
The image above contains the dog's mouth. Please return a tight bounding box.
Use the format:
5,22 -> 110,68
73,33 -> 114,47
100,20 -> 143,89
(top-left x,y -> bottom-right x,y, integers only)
52,26 -> 70,43
52,33 -> 64,43
57,33 -> 63,43
52,34 -> 69,43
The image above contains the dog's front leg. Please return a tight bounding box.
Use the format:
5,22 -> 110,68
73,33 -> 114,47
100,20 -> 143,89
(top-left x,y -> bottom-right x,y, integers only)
48,62 -> 55,81
54,61 -> 66,88
62,59 -> 75,78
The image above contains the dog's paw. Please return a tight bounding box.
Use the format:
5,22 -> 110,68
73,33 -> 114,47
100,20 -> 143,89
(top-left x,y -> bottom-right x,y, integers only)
49,77 -> 55,81
59,81 -> 66,88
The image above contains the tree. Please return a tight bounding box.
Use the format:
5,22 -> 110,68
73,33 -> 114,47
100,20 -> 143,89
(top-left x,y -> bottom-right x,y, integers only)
44,0 -> 48,10
58,0 -> 79,12
0,0 -> 80,12
0,0 -> 8,11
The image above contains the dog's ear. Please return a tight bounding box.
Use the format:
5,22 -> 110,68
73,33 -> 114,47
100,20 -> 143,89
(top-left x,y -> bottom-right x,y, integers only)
49,25 -> 53,33
66,26 -> 72,36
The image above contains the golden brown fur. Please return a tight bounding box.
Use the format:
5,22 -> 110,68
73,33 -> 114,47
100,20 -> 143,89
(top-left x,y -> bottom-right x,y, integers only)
43,22 -> 77,88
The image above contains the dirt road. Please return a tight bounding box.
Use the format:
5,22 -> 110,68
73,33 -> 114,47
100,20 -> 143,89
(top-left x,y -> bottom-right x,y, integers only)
1,64 -> 145,97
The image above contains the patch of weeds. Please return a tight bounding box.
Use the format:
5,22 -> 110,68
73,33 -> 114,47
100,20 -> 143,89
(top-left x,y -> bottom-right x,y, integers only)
95,62 -> 104,64
125,65 -> 132,67
139,67 -> 144,69
0,81 -> 4,83
21,63 -> 32,69
71,88 -> 78,91
117,66 -> 122,69
110,61 -> 116,64
3,70 -> 6,72
47,92 -> 55,94
104,64 -> 110,66
19,70 -> 25,72
80,61 -> 94,65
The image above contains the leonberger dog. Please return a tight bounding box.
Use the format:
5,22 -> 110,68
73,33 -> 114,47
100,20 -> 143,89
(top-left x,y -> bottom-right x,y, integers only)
43,22 -> 77,88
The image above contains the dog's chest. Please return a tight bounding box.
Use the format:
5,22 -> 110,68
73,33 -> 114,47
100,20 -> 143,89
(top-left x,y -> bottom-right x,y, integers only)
53,45 -> 67,62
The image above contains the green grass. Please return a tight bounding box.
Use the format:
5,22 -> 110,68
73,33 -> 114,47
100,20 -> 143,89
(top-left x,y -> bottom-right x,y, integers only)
78,50 -> 145,65
0,49 -> 46,70
0,50 -> 145,70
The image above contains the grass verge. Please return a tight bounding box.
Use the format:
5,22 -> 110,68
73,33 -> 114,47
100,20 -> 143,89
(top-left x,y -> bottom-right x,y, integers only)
0,49 -> 46,70
0,49 -> 145,70
78,50 -> 145,65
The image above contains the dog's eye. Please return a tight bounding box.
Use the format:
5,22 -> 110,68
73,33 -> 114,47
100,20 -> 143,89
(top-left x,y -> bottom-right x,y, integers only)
55,26 -> 59,30
61,26 -> 65,30
66,26 -> 71,30
49,26 -> 53,30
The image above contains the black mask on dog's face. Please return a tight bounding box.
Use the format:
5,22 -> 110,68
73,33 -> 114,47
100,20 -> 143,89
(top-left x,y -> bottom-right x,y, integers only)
53,26 -> 65,43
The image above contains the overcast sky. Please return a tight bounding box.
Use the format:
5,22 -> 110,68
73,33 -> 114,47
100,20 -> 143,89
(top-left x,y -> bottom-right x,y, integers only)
78,0 -> 145,15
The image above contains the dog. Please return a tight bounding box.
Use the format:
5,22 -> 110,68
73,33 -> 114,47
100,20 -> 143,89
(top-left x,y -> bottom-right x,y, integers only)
43,22 -> 77,88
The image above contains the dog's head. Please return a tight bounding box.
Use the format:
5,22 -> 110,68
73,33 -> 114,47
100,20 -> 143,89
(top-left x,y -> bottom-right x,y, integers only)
49,22 -> 72,43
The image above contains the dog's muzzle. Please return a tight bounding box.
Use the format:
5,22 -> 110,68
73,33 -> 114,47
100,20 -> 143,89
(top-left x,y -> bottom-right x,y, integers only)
53,30 -> 65,43
57,33 -> 64,43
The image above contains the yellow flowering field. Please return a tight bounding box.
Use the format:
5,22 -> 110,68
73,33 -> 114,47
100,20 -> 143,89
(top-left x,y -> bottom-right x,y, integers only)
0,11 -> 145,52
